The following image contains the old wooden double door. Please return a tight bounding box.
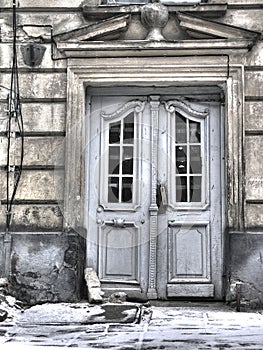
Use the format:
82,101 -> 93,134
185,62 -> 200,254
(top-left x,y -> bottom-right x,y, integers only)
86,87 -> 224,300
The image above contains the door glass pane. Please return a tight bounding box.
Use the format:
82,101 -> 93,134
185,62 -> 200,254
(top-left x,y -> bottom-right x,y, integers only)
109,121 -> 121,144
174,113 -> 203,204
176,176 -> 187,202
176,146 -> 187,174
189,120 -> 200,143
109,146 -> 120,174
107,112 -> 135,204
123,113 -> 134,144
190,146 -> 201,174
122,147 -> 133,174
122,177 -> 133,203
108,177 -> 119,203
190,176 -> 202,202
175,113 -> 187,143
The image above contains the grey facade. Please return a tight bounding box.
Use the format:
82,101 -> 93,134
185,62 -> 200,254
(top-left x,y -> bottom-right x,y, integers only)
0,0 -> 263,308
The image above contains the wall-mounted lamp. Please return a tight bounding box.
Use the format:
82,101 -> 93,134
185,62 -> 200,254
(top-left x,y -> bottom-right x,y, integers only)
21,43 -> 46,67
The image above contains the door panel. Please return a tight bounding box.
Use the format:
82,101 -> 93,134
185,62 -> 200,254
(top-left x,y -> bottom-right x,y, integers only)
99,224 -> 139,281
87,95 -> 150,295
86,89 -> 224,299
158,100 -> 216,298
168,223 -> 210,280
167,222 -> 214,297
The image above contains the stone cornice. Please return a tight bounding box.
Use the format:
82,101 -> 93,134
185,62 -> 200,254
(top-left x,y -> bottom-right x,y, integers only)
53,4 -> 261,58
53,14 -> 130,41
177,12 -> 260,40
52,4 -> 261,46
82,3 -> 227,19
55,39 -> 255,58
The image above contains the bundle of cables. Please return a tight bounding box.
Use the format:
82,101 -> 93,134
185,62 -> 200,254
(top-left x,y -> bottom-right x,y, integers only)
5,0 -> 24,235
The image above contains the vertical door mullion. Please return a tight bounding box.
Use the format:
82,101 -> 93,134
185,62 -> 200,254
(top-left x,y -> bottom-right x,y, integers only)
201,121 -> 205,205
132,117 -> 137,203
119,118 -> 124,203
186,118 -> 190,202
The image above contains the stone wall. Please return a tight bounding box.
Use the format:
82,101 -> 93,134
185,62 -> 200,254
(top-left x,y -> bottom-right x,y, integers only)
9,232 -> 85,305
244,61 -> 263,229
235,5 -> 263,307
228,233 -> 263,310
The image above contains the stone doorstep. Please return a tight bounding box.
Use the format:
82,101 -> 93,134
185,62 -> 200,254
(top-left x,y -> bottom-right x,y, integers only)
17,302 -> 145,325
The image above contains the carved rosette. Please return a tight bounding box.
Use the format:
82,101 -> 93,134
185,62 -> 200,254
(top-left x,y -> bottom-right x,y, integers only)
141,1 -> 169,41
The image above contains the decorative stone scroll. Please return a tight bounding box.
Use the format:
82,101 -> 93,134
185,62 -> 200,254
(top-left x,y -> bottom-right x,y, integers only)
101,100 -> 146,120
163,99 -> 209,118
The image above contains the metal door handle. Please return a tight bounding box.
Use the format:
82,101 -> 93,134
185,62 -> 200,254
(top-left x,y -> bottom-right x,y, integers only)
97,218 -> 135,227
157,183 -> 168,207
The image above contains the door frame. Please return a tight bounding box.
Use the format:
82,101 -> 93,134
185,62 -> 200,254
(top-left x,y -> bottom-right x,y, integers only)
84,88 -> 224,299
62,56 -> 244,298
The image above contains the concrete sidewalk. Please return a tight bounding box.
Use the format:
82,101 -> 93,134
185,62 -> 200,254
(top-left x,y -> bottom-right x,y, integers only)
0,302 -> 263,349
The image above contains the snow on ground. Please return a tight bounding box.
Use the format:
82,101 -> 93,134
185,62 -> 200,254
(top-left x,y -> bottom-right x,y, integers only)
0,302 -> 263,349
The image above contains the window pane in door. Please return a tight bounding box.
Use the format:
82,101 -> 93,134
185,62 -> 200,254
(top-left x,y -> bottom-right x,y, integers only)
174,113 -> 203,204
109,146 -> 120,174
123,113 -> 134,143
109,121 -> 121,144
190,176 -> 202,202
176,146 -> 187,174
122,177 -> 133,203
122,147 -> 133,174
175,113 -> 187,143
108,177 -> 119,203
189,120 -> 200,143
107,111 -> 135,204
176,176 -> 187,202
190,146 -> 201,174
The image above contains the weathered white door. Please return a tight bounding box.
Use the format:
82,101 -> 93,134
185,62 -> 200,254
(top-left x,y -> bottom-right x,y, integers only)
86,94 -> 151,296
157,99 -> 224,299
86,88 -> 224,299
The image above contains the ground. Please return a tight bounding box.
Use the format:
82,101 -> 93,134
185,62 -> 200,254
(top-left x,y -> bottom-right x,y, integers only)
0,301 -> 263,349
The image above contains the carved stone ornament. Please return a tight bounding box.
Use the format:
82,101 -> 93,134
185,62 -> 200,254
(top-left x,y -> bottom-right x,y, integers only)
141,0 -> 169,41
21,43 -> 46,67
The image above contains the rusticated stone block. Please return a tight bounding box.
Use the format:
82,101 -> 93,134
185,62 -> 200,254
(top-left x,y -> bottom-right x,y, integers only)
21,103 -> 66,133
246,204 -> 263,228
0,102 -> 65,133
246,42 -> 263,66
221,9 -> 263,32
0,205 -> 63,231
245,136 -> 263,199
245,101 -> 263,131
0,170 -> 64,201
0,137 -> 65,167
3,0 -> 84,8
0,73 -> 67,100
245,71 -> 263,97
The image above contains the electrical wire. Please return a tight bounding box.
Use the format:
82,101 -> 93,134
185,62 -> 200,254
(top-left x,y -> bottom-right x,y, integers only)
5,0 -> 24,234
